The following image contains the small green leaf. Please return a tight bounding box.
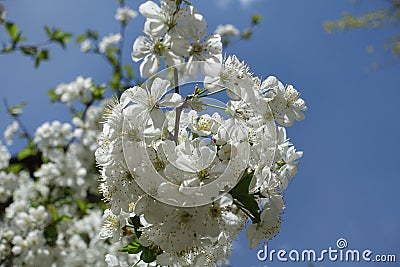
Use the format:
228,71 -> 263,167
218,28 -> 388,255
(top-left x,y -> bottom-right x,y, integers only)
77,200 -> 87,214
119,241 -> 144,254
1,46 -> 14,53
7,163 -> 23,173
20,46 -> 37,56
17,146 -> 34,161
34,57 -> 40,68
47,205 -> 59,221
44,25 -> 52,37
251,14 -> 264,25
110,71 -> 121,91
86,30 -> 98,40
44,223 -> 58,246
48,89 -> 61,102
5,22 -> 17,39
140,246 -> 158,263
8,101 -> 27,116
123,65 -> 134,80
38,49 -> 49,60
54,215 -> 72,224
76,34 -> 87,44
230,172 -> 261,223
242,29 -> 253,39
92,86 -> 105,100
129,216 -> 143,238
34,49 -> 49,67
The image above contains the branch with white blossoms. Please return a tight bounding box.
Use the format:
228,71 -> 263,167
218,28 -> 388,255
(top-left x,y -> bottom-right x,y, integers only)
215,14 -> 264,48
95,1 -> 307,266
1,0 -> 303,266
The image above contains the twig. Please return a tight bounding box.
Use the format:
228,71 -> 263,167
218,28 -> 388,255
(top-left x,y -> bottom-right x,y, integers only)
173,68 -> 182,144
3,98 -> 36,147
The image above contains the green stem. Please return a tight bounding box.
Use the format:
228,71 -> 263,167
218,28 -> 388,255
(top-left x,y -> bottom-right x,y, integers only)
202,102 -> 226,111
233,199 -> 255,220
173,68 -> 182,145
199,87 -> 226,98
132,259 -> 142,267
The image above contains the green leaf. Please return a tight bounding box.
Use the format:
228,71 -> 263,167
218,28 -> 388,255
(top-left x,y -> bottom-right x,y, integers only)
44,223 -> 58,246
123,65 -> 134,80
86,29 -> 98,40
47,204 -> 59,221
119,241 -> 144,254
34,49 -> 49,68
76,34 -> 87,44
230,171 -> 261,223
110,71 -> 121,91
242,29 -> 253,39
17,146 -> 34,161
20,46 -> 37,56
8,101 -> 27,116
129,216 -> 143,238
92,85 -> 105,100
54,215 -> 72,224
77,200 -> 87,214
140,246 -> 158,263
48,89 -> 61,102
1,46 -> 14,53
251,14 -> 264,25
5,22 -> 17,39
34,57 -> 40,68
38,49 -> 49,60
7,163 -> 23,173
44,25 -> 52,37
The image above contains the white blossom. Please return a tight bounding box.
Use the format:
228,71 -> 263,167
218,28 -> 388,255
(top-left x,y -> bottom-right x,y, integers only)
115,6 -> 138,23
99,33 -> 122,53
215,24 -> 240,36
0,141 -> 10,170
80,39 -> 92,52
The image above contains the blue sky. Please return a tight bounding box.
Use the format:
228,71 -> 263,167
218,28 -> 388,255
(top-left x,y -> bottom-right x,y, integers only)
1,0 -> 399,266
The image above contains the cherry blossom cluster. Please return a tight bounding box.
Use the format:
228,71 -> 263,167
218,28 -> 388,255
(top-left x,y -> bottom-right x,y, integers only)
0,100 -> 143,266
96,1 -> 307,266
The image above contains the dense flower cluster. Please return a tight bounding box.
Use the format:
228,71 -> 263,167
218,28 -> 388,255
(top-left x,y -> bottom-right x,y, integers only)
95,0 -> 307,266
0,101 -> 147,266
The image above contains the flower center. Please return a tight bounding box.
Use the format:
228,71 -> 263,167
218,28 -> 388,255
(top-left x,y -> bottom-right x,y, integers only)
189,43 -> 203,56
153,41 -> 165,56
197,169 -> 209,180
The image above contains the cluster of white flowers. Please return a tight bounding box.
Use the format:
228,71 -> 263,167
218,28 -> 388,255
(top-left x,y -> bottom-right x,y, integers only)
54,76 -> 94,105
3,121 -> 19,146
131,0 -> 223,78
0,141 -> 10,170
215,24 -> 240,37
115,6 -> 138,23
0,4 -> 6,23
95,1 -> 307,266
1,1 -> 306,266
0,102 -> 146,266
99,33 -> 122,54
